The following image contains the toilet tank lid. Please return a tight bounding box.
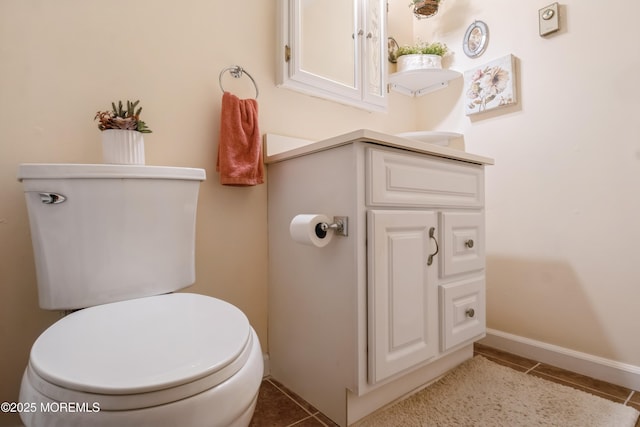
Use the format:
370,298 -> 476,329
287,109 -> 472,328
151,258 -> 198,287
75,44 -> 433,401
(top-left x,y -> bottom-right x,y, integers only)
18,163 -> 206,181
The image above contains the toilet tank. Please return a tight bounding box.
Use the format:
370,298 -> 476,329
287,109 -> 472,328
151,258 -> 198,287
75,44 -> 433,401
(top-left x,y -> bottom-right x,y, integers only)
17,164 -> 206,310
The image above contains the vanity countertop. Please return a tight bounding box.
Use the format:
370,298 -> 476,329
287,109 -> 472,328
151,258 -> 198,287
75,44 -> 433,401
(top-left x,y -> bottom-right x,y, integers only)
264,129 -> 494,165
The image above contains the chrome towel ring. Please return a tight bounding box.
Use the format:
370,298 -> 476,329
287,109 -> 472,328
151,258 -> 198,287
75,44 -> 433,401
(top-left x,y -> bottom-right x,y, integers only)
218,65 -> 259,99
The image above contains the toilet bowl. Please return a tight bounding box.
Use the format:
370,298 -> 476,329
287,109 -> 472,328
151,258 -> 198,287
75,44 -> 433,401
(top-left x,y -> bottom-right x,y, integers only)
17,164 -> 263,426
19,293 -> 263,427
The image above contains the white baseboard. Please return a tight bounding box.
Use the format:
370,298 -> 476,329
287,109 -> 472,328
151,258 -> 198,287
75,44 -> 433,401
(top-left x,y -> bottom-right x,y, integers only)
480,329 -> 640,390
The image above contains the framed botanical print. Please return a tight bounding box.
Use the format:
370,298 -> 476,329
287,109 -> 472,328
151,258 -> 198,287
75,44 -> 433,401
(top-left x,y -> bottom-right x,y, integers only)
464,54 -> 517,115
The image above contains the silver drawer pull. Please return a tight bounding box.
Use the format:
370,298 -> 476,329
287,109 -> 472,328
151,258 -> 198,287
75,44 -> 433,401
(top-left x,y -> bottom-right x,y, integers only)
465,239 -> 474,249
466,308 -> 475,318
39,192 -> 66,204
427,227 -> 439,266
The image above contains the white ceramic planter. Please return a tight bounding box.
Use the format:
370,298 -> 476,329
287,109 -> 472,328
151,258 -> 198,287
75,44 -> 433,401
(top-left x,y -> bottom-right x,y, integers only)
101,129 -> 145,165
397,54 -> 442,72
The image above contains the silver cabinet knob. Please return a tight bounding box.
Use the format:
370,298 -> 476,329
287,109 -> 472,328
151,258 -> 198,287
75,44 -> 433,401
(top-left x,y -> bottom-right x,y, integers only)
465,239 -> 474,248
466,308 -> 475,318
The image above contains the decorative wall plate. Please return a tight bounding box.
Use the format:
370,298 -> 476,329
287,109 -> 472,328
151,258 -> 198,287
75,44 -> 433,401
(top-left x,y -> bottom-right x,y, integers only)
388,37 -> 399,63
463,21 -> 489,58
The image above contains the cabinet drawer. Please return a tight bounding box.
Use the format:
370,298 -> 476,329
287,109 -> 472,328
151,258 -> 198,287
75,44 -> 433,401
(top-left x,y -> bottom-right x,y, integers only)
440,212 -> 485,277
367,148 -> 484,208
440,278 -> 485,351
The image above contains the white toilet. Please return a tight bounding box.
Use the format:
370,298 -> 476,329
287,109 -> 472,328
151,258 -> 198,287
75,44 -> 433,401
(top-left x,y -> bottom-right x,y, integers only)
17,163 -> 263,427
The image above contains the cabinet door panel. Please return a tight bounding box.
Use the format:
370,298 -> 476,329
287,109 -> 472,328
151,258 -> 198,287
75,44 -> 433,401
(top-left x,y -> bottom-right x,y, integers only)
367,210 -> 438,384
362,0 -> 386,104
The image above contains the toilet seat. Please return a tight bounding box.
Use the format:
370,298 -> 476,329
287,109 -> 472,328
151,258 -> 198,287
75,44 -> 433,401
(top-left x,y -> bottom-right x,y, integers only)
27,293 -> 252,411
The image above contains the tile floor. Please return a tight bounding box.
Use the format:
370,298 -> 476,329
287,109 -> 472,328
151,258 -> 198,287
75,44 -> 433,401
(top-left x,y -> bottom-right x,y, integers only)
249,343 -> 640,427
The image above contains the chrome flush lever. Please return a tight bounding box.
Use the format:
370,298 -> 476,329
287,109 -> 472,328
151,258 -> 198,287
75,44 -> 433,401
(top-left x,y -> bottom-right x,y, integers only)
39,192 -> 66,204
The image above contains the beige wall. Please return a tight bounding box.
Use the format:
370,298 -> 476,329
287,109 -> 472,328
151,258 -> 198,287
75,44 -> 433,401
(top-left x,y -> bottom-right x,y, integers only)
2,0 -> 639,425
412,0 -> 640,366
0,1 -> 415,425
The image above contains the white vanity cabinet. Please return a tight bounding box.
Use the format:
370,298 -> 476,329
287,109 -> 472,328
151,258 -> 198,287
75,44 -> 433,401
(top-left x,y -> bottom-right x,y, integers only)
267,130 -> 493,426
366,147 -> 486,384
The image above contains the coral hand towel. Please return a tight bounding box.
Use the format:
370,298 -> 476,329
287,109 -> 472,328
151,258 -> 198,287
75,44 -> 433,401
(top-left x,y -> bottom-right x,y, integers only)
216,91 -> 264,186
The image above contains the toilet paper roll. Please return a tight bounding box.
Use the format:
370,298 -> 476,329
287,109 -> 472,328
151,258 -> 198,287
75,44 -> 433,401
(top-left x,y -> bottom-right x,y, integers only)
289,214 -> 333,247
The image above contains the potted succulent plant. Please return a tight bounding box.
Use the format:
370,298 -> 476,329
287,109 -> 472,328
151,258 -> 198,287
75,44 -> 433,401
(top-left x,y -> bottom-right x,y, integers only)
410,0 -> 442,19
94,100 -> 152,165
396,41 -> 449,72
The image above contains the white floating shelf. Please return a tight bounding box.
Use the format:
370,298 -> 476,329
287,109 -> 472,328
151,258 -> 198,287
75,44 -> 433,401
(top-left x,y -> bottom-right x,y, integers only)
389,69 -> 462,97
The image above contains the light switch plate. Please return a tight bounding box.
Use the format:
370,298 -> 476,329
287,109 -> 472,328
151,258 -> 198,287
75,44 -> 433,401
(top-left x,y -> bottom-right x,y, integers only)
539,3 -> 559,36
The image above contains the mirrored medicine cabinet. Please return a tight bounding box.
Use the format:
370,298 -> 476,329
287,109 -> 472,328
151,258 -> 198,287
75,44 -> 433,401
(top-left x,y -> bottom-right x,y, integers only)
276,0 -> 388,112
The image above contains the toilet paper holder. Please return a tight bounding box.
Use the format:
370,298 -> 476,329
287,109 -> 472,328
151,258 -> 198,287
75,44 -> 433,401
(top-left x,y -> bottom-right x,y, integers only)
317,216 -> 348,237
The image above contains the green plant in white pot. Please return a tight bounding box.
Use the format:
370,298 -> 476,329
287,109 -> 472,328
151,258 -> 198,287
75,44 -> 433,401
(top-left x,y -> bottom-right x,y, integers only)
396,41 -> 449,72
94,100 -> 152,165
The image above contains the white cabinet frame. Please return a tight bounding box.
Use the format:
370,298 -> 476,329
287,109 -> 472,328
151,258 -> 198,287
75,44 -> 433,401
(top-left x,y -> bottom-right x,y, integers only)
277,0 -> 387,112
